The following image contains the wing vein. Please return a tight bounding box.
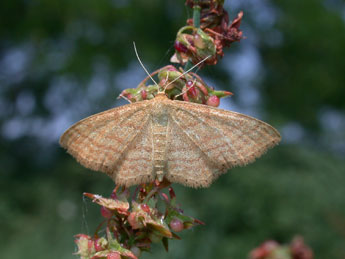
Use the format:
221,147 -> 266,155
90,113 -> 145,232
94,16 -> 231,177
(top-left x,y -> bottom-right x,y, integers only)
169,114 -> 221,170
171,107 -> 240,168
108,114 -> 151,175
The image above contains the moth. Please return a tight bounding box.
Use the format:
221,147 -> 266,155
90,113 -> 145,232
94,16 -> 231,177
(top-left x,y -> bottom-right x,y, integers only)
60,92 -> 281,188
60,48 -> 281,188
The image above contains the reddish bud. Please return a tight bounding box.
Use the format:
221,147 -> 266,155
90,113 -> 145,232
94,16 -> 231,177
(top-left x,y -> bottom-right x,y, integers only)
128,212 -> 142,229
174,41 -> 188,53
170,218 -> 184,232
127,94 -> 133,100
169,187 -> 176,199
107,252 -> 121,259
141,203 -> 150,213
141,90 -> 147,100
206,95 -> 220,107
194,34 -> 205,49
100,206 -> 113,219
186,81 -> 198,99
250,240 -> 279,259
188,86 -> 198,98
291,237 -> 313,259
94,239 -> 103,252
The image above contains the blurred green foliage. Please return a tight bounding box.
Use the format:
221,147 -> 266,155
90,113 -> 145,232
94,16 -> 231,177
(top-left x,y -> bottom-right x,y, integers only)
0,0 -> 344,258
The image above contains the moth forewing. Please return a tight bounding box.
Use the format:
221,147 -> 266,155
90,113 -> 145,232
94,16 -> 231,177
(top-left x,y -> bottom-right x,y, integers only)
60,93 -> 281,188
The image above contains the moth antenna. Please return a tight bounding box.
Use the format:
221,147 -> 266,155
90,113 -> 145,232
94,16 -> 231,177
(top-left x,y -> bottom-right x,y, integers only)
174,78 -> 197,99
133,42 -> 160,90
163,55 -> 211,92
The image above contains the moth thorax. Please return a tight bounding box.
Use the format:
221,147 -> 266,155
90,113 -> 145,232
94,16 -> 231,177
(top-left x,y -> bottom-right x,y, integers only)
152,104 -> 169,126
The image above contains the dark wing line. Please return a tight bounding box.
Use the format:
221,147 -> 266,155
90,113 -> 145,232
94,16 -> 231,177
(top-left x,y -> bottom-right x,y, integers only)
176,106 -> 256,162
169,99 -> 281,167
196,109 -> 282,155
59,101 -> 152,173
67,107 -> 144,158
169,104 -> 238,168
171,99 -> 281,139
169,113 -> 224,171
107,113 -> 152,174
60,100 -> 151,147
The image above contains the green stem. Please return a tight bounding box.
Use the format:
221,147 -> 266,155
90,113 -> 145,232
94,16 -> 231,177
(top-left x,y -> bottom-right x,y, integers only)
143,187 -> 158,204
193,1 -> 201,28
184,0 -> 201,71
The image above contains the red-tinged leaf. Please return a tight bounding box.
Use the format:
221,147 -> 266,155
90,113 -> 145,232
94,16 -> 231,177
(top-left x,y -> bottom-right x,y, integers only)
101,206 -> 113,219
230,11 -> 243,30
211,90 -> 233,98
84,193 -> 129,214
168,187 -> 176,199
120,250 -> 138,259
148,222 -> 173,238
91,250 -> 111,259
183,222 -> 194,230
160,193 -> 169,203
194,218 -> 206,225
171,232 -> 181,240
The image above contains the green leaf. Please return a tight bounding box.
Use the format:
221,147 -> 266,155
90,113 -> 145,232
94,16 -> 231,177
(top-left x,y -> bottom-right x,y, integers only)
162,237 -> 169,252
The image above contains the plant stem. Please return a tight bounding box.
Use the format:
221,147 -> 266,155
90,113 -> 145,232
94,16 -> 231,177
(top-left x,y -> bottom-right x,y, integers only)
184,0 -> 201,71
193,0 -> 201,28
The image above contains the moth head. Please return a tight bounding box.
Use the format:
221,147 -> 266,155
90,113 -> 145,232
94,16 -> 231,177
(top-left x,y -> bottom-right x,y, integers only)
133,41 -> 211,100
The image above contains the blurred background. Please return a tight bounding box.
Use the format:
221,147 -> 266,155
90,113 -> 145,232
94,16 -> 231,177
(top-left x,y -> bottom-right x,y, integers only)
1,0 -> 345,258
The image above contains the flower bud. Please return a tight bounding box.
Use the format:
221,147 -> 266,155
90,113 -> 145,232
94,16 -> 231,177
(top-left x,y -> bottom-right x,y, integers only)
127,212 -> 142,229
170,218 -> 184,232
94,237 -> 107,252
100,206 -> 113,219
250,240 -> 279,259
141,90 -> 147,100
187,82 -> 198,99
193,33 -> 205,49
174,41 -> 188,53
140,203 -> 150,213
194,28 -> 216,61
206,95 -> 220,107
